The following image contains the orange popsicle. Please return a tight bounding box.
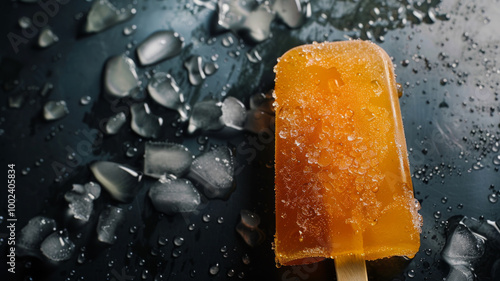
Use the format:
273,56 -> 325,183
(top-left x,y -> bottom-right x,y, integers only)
274,40 -> 421,268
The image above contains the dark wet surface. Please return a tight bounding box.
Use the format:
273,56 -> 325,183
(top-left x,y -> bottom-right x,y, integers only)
0,0 -> 499,280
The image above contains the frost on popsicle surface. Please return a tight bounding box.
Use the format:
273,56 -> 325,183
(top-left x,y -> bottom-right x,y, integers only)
148,178 -> 201,215
144,142 -> 193,178
187,146 -> 235,199
90,161 -> 142,203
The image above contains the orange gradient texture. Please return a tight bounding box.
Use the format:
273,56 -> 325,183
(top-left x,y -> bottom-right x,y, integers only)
274,40 -> 421,266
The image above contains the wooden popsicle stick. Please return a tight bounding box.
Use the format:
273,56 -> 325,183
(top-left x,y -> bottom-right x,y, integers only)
334,254 -> 368,281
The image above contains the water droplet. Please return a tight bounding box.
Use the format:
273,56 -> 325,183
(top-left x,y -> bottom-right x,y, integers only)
158,236 -> 168,246
202,214 -> 211,222
493,155 -> 500,165
172,248 -> 182,258
173,236 -> 184,247
123,24 -> 137,36
126,147 -> 138,157
80,96 -> 92,105
488,193 -> 498,203
209,263 -> 220,275
129,225 -> 137,234
227,268 -> 235,277
441,197 -> 448,204
242,253 -> 250,264
203,62 -> 218,76
136,30 -> 184,66
188,223 -> 196,231
424,248 -> 432,256
217,216 -> 224,224
184,56 -> 206,86
434,211 -> 441,219
407,269 -> 415,278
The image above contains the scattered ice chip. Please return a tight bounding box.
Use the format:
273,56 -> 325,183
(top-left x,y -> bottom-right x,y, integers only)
184,56 -> 206,86
103,55 -> 140,99
38,27 -> 59,48
147,72 -> 188,121
43,100 -> 69,121
85,0 -> 136,33
217,0 -> 275,42
236,210 -> 265,247
144,142 -> 193,178
187,146 -> 235,199
18,16 -> 32,29
442,219 -> 486,281
187,100 -> 223,134
221,96 -> 247,130
96,205 -> 125,244
148,178 -> 201,215
40,82 -> 54,97
105,112 -> 127,135
136,30 -> 184,66
243,109 -> 274,134
18,216 -> 57,254
8,91 -> 27,108
273,0 -> 308,28
40,230 -> 76,262
130,103 -> 163,138
90,161 -> 142,202
64,182 -> 101,222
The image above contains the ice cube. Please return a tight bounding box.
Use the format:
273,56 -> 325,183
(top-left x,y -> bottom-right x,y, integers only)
130,103 -> 163,138
184,56 -> 206,86
90,161 -> 142,203
272,0 -> 307,28
148,178 -> 201,215
147,72 -> 188,121
217,0 -> 275,42
105,112 -> 127,135
40,230 -> 75,262
461,216 -> 500,250
103,55 -> 140,99
43,100 -> 69,121
85,0 -> 135,33
442,221 -> 485,281
136,30 -> 184,66
18,216 -> 57,254
187,146 -> 235,199
144,142 -> 193,178
96,205 -> 125,244
8,91 -> 27,108
187,100 -> 223,134
64,182 -> 101,222
38,27 -> 58,48
221,97 -> 247,130
244,109 -> 274,134
236,210 -> 265,247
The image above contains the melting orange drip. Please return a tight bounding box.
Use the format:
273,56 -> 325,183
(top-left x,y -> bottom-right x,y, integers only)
274,41 -> 421,266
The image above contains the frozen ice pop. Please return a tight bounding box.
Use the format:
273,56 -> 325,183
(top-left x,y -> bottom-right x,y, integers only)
273,40 -> 421,269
